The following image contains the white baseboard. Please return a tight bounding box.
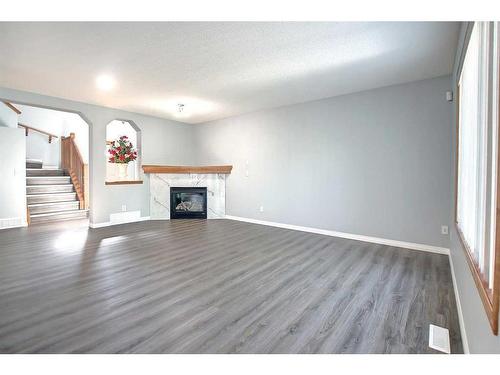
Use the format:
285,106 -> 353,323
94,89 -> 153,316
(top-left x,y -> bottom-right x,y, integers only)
448,254 -> 470,353
0,217 -> 28,230
90,216 -> 150,229
225,215 -> 450,255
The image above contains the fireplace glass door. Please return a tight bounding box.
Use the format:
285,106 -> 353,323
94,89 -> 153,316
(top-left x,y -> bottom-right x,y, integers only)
170,187 -> 207,219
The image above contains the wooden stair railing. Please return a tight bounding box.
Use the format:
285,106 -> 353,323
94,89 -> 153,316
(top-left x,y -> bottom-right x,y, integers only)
18,123 -> 59,143
61,133 -> 89,210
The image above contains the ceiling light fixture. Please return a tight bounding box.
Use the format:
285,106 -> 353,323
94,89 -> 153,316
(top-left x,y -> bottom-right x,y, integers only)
147,97 -> 217,120
96,74 -> 116,91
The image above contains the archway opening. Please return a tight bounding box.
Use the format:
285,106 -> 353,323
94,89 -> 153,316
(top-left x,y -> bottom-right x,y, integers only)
0,101 -> 90,227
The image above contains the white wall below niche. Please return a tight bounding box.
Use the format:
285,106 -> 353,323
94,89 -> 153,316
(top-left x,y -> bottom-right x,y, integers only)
150,173 -> 226,219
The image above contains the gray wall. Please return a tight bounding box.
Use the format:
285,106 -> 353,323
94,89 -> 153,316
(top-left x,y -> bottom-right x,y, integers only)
448,22 -> 500,353
194,75 -> 453,248
25,130 -> 62,167
0,127 -> 26,224
0,86 -> 196,224
0,102 -> 17,128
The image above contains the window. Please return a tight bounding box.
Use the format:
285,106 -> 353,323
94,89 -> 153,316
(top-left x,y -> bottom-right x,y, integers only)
105,120 -> 142,184
456,22 -> 500,334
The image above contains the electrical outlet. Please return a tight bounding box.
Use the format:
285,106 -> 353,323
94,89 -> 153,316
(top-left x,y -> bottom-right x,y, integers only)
441,225 -> 449,235
121,205 -> 127,212
259,206 -> 264,212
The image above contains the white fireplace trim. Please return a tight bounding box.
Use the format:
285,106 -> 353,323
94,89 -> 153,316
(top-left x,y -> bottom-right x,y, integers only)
149,173 -> 226,219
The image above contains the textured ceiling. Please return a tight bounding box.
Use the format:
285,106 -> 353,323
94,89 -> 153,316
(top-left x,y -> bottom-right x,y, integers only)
0,22 -> 460,124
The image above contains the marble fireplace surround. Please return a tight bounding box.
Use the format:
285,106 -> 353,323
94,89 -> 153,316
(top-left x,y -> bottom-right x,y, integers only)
143,165 -> 232,220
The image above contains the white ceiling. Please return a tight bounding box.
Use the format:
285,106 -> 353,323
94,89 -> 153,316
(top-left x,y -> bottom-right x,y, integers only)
0,22 -> 460,124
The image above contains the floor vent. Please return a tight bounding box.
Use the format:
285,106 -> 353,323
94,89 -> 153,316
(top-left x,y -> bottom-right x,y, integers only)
429,324 -> 451,354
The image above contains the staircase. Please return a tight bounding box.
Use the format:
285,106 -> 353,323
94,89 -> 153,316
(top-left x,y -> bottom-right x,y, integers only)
26,159 -> 88,224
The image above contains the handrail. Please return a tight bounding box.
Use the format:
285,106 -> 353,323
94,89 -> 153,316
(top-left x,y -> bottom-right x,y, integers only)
18,123 -> 59,143
3,101 -> 21,114
61,133 -> 89,210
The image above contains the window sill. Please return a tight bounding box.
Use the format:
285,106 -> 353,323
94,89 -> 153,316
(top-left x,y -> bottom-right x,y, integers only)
105,180 -> 143,185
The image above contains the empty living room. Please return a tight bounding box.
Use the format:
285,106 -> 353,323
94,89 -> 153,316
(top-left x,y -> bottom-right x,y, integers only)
1,1 -> 500,373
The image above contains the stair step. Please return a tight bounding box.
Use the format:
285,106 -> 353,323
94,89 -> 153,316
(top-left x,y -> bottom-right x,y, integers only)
27,192 -> 78,204
28,201 -> 80,215
27,184 -> 74,194
26,176 -> 71,185
26,159 -> 43,169
29,209 -> 89,224
26,168 -> 66,177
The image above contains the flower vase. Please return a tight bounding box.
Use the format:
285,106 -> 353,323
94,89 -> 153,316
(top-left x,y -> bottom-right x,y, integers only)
117,163 -> 128,180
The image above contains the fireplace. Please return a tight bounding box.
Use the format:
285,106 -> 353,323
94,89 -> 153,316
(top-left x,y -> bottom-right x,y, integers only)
170,187 -> 207,219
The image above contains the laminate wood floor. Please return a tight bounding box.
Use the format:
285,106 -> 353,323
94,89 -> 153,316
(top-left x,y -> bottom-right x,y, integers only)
0,219 -> 462,353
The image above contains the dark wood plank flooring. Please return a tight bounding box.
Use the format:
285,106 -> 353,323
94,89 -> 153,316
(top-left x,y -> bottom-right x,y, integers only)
0,219 -> 462,353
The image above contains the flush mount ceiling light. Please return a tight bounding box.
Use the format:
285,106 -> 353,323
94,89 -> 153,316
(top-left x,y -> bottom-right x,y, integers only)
96,74 -> 116,91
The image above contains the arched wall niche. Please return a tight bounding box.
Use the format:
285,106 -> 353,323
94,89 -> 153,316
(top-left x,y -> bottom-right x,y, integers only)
105,119 -> 142,182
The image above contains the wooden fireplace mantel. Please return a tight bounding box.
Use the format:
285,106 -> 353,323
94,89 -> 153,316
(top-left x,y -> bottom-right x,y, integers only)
142,165 -> 233,174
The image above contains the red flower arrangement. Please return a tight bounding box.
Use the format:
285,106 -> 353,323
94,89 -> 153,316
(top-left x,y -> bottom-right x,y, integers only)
107,135 -> 138,164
